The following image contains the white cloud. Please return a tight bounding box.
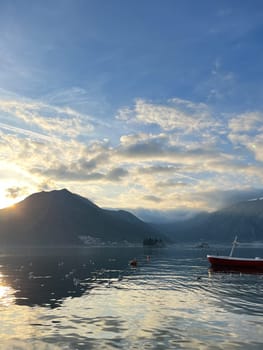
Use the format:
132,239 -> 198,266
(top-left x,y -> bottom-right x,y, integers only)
1,93 -> 263,214
228,111 -> 263,162
0,121 -> 52,141
229,112 -> 263,133
0,97 -> 95,140
133,98 -> 216,133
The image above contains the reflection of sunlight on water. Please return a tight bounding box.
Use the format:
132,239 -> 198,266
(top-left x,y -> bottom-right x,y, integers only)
0,285 -> 15,306
0,273 -> 16,307
30,267 -> 262,349
0,247 -> 263,349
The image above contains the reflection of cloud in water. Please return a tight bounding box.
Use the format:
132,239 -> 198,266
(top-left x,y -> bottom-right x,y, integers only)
0,246 -> 263,349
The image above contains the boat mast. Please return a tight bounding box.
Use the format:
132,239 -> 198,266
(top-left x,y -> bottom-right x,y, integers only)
229,235 -> 238,257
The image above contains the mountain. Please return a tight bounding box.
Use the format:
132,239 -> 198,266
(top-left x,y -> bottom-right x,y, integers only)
0,189 -> 163,246
157,199 -> 263,243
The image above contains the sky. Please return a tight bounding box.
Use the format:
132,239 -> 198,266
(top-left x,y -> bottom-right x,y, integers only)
0,0 -> 263,221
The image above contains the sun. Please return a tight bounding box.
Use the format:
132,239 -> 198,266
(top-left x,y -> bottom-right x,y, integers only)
0,187 -> 23,209
0,195 -> 17,209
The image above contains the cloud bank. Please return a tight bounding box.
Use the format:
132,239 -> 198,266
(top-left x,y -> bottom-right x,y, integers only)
1,90 -> 263,217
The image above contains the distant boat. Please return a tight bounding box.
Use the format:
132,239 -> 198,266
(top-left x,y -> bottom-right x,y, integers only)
207,236 -> 263,272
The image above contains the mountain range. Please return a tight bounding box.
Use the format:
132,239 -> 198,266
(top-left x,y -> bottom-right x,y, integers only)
0,189 -> 162,246
159,199 -> 263,243
1,189 -> 263,246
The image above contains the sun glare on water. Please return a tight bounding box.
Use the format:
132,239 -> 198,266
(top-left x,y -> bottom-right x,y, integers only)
0,274 -> 16,306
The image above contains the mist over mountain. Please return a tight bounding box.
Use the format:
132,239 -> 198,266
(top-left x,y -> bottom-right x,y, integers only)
0,189 -> 163,246
158,199 -> 263,243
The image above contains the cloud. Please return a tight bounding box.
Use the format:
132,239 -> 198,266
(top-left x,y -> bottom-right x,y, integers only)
201,58 -> 236,102
118,131 -> 224,168
0,96 -> 96,140
117,98 -> 216,135
120,134 -> 168,158
192,188 -> 263,210
31,165 -> 105,182
41,87 -> 112,119
0,121 -> 52,141
131,208 -> 202,223
228,111 -> 263,162
228,112 -> 263,133
37,180 -> 56,192
29,154 -> 128,183
137,165 -> 178,175
107,167 -> 128,181
1,93 -> 263,216
5,186 -> 27,199
79,153 -> 109,171
157,179 -> 188,188
142,195 -> 162,203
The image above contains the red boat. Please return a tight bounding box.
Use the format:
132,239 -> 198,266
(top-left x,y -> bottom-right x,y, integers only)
207,255 -> 263,270
207,236 -> 263,271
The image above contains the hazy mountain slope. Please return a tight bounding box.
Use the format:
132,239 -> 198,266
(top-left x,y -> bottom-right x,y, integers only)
157,199 -> 263,242
202,199 -> 263,242
0,189 -> 162,246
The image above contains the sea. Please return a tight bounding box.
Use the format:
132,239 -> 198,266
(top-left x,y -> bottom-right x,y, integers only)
0,244 -> 263,349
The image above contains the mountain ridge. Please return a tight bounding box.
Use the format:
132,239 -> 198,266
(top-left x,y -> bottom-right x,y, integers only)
0,189 -> 163,246
158,199 -> 263,242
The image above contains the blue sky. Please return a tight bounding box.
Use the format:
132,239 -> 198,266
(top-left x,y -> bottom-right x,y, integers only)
0,0 -> 263,220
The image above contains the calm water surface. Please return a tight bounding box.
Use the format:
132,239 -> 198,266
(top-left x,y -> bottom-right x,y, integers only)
0,245 -> 263,349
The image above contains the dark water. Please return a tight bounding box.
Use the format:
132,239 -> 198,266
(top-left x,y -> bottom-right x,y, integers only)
0,245 -> 263,349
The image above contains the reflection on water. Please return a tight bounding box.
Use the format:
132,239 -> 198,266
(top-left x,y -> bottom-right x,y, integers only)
0,247 -> 141,308
0,274 -> 15,307
0,245 -> 263,349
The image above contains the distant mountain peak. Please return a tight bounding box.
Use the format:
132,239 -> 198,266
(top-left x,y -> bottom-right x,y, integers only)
43,188 -> 72,195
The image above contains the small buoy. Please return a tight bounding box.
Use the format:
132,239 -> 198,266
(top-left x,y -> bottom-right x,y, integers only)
146,255 -> 150,262
130,258 -> 137,267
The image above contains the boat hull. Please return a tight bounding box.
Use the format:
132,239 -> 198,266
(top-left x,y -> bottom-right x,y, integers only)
207,255 -> 263,271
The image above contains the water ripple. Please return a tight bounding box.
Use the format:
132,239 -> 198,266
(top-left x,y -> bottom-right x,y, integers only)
1,246 -> 263,349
